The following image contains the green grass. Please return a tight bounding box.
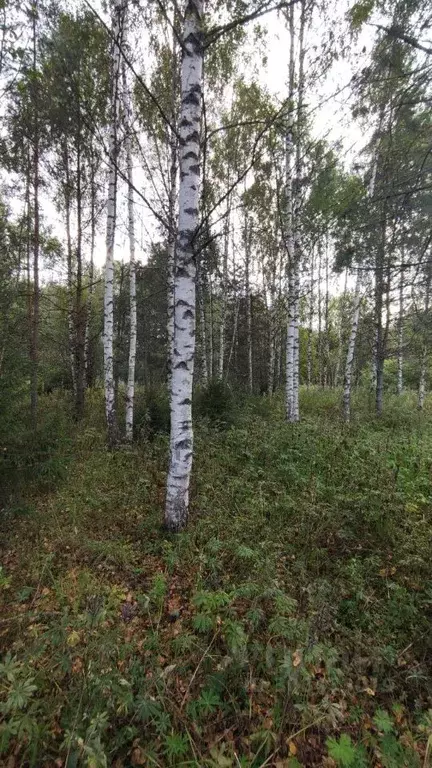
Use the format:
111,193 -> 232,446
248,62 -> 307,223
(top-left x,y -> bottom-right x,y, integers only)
1,388 -> 432,766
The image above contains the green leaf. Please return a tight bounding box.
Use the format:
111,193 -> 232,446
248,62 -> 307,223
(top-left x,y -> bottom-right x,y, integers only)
193,613 -> 214,633
326,734 -> 358,766
164,732 -> 188,760
373,709 -> 394,734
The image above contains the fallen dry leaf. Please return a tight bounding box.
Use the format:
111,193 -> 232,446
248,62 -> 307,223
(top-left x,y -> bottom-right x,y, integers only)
288,740 -> 298,755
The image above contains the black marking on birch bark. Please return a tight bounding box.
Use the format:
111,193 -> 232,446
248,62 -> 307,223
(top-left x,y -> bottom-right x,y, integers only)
183,89 -> 201,107
184,32 -> 203,53
176,439 -> 192,450
176,298 -> 192,307
183,309 -> 194,320
175,267 -> 190,278
179,227 -> 196,238
185,208 -> 199,216
183,132 -> 200,146
179,398 -> 192,405
184,151 -> 199,163
189,164 -> 200,176
174,361 -> 188,370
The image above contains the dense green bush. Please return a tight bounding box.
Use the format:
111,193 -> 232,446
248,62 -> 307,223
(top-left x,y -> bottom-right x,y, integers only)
195,378 -> 236,427
133,386 -> 170,440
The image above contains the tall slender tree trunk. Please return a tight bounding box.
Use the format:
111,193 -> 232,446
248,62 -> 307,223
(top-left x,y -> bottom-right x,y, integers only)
344,157 -> 378,420
371,328 -> 378,392
244,213 -> 253,394
104,0 -> 124,444
317,242 -> 323,386
85,149 -> 96,388
375,220 -> 386,416
307,247 -> 314,387
227,296 -> 240,379
268,260 -> 277,396
322,235 -> 330,388
63,144 -> 77,397
122,51 -> 137,441
334,268 -> 348,387
284,0 -> 296,421
197,262 -> 208,384
418,271 -> 430,410
291,0 -> 306,422
343,272 -> 361,422
397,253 -> 404,396
208,273 -> 214,380
75,107 -> 86,420
167,25 -> 179,391
25,151 -> 33,390
219,204 -> 230,379
165,0 -> 204,532
30,3 -> 40,424
292,262 -> 300,420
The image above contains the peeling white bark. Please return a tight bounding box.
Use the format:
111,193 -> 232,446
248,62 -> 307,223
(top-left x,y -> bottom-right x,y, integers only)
165,0 -> 204,531
104,0 -> 125,444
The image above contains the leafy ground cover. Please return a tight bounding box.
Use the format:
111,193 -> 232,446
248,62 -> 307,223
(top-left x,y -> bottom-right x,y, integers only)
1,388 -> 432,767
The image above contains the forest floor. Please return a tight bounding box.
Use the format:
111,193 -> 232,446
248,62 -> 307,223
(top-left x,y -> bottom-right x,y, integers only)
1,388 -> 432,768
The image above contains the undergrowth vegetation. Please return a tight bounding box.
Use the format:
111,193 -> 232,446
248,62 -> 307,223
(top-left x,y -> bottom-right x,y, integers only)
1,388 -> 432,766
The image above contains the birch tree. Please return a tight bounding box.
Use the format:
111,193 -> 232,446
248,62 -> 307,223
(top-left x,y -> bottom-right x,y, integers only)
418,268 -> 431,410
122,50 -> 137,441
30,1 -> 40,425
397,252 -> 404,395
165,0 -> 204,532
284,0 -> 296,421
104,0 -> 125,444
343,272 -> 361,422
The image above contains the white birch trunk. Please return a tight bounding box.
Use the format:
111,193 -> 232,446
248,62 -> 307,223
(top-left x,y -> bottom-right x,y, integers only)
268,260 -> 277,395
84,148 -> 96,387
198,264 -> 208,384
165,0 -> 204,531
208,273 -> 214,379
104,0 -> 124,444
397,254 -> 404,396
291,0 -> 306,422
292,261 -> 300,421
284,0 -> 296,421
323,237 -> 329,388
317,243 -> 323,385
343,272 -> 361,422
219,207 -> 230,379
334,269 -> 348,387
167,27 -> 179,391
307,247 -> 314,387
418,272 -> 430,410
371,329 -> 378,392
245,213 -> 253,394
122,50 -> 137,442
